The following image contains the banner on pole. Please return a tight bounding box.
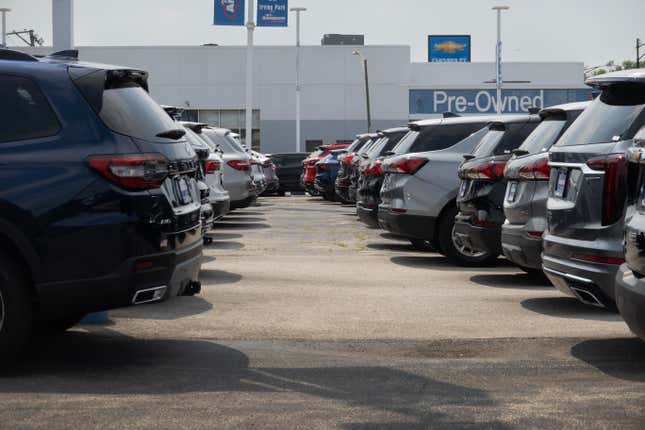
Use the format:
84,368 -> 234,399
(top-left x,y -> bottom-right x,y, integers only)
214,0 -> 245,26
257,0 -> 288,27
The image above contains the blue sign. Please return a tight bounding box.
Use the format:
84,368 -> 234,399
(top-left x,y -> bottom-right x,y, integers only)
428,35 -> 471,63
410,89 -> 594,115
257,0 -> 288,27
214,0 -> 245,26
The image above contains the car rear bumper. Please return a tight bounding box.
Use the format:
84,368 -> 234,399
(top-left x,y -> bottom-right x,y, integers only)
211,198 -> 231,220
357,203 -> 380,228
377,208 -> 436,240
453,218 -> 502,256
615,264 -> 645,339
501,223 -> 543,270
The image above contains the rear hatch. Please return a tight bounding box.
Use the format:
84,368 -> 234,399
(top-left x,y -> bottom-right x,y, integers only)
547,82 -> 645,240
72,67 -> 202,240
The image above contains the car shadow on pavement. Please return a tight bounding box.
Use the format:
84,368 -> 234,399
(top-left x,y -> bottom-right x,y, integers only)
229,211 -> 265,216
368,243 -> 435,253
220,216 -> 267,223
2,331 -> 508,429
390,256 -> 515,272
207,232 -> 244,240
199,269 -> 243,285
470,273 -> 552,290
570,337 -> 645,382
109,295 -> 214,320
380,233 -> 409,242
520,297 -> 621,321
206,241 -> 245,250
213,222 -> 272,230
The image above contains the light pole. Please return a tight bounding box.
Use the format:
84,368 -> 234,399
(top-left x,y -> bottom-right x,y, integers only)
0,8 -> 10,48
245,0 -> 256,150
290,6 -> 306,152
492,6 -> 509,114
637,38 -> 644,69
353,50 -> 372,132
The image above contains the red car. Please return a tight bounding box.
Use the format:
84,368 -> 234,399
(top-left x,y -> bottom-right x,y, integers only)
302,142 -> 350,195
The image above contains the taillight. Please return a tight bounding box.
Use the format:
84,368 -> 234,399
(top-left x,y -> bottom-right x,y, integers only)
227,159 -> 251,171
384,157 -> 428,175
344,153 -> 355,164
364,160 -> 384,176
572,254 -> 625,265
462,160 -> 506,180
518,154 -> 550,181
87,153 -> 169,190
586,153 -> 627,226
204,160 -> 221,174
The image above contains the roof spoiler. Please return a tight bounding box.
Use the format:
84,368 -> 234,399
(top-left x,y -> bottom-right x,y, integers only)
443,112 -> 461,118
48,49 -> 79,60
528,107 -> 541,115
0,48 -> 38,62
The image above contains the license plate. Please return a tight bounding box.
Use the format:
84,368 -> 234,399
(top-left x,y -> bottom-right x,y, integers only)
554,170 -> 568,198
459,180 -> 468,197
507,181 -> 518,203
178,178 -> 193,204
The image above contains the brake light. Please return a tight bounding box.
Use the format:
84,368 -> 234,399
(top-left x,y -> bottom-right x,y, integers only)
586,153 -> 627,226
227,159 -> 251,171
518,154 -> 550,181
204,160 -> 221,174
87,153 -> 169,190
462,160 -> 506,180
527,231 -> 544,237
364,160 -> 384,176
344,153 -> 355,164
472,220 -> 497,228
572,254 -> 625,265
384,157 -> 428,175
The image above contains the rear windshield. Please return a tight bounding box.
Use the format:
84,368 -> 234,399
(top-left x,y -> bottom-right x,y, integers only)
518,117 -> 568,154
409,122 -> 488,153
97,85 -> 180,142
392,131 -> 420,154
473,122 -> 538,157
380,132 -> 406,155
184,127 -> 210,151
556,84 -> 645,146
271,154 -> 307,166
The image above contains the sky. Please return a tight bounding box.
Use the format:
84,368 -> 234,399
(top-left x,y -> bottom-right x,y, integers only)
2,0 -> 643,66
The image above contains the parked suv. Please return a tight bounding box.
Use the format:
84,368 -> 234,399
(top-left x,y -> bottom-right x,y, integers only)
455,115 -> 540,265
501,102 -> 588,273
335,135 -> 374,202
378,115 -> 502,251
268,153 -> 308,194
543,69 -> 645,308
616,127 -> 645,339
0,50 -> 203,362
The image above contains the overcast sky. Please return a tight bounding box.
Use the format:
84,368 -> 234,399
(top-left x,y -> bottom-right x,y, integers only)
3,0 -> 643,66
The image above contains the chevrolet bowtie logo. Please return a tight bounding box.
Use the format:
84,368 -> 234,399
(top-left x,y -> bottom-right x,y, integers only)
433,41 -> 467,54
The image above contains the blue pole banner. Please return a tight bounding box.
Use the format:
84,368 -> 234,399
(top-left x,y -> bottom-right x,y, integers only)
409,88 -> 594,115
257,0 -> 288,27
214,0 -> 245,26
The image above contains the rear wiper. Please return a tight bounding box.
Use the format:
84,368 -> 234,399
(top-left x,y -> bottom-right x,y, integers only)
463,154 -> 476,160
156,129 -> 186,140
384,151 -> 396,156
512,149 -> 529,156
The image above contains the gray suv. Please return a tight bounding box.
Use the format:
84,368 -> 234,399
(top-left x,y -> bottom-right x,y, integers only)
543,69 -> 645,308
502,102 -> 588,273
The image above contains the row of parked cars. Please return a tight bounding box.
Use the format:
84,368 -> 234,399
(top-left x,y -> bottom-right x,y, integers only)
304,68 -> 645,341
0,48 -> 304,364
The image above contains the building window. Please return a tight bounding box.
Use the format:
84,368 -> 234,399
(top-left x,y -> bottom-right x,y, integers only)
195,109 -> 261,151
305,140 -> 323,152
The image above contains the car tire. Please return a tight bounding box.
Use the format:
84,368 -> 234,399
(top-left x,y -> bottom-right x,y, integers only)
277,190 -> 286,197
38,313 -> 86,333
438,206 -> 499,266
0,250 -> 33,366
409,238 -> 434,252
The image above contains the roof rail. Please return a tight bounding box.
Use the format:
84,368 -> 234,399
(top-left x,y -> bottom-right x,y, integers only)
48,49 -> 79,60
0,49 -> 38,62
443,112 -> 461,118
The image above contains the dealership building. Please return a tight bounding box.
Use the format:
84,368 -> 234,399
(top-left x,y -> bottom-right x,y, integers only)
26,44 -> 592,153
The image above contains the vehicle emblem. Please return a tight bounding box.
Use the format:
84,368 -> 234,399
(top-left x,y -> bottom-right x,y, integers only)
433,41 -> 467,54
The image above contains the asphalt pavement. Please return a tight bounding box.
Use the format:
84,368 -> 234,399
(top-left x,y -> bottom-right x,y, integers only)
1,196 -> 645,429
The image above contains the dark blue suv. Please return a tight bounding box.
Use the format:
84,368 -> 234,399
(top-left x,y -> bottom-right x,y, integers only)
0,50 -> 203,363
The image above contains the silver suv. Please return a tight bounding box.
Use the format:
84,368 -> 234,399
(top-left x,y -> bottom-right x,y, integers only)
543,69 -> 645,308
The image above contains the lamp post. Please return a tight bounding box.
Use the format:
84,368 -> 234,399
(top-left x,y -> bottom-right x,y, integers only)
353,50 -> 372,132
0,8 -> 10,48
245,0 -> 256,149
637,38 -> 644,69
492,6 -> 509,114
290,6 -> 306,152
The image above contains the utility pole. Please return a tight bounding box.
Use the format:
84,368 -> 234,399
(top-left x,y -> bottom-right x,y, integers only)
245,0 -> 256,150
638,38 -> 644,69
352,50 -> 372,132
0,8 -> 10,48
492,6 -> 510,114
290,7 -> 306,153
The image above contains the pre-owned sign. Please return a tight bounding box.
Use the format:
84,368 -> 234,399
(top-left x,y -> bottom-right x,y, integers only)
257,0 -> 288,27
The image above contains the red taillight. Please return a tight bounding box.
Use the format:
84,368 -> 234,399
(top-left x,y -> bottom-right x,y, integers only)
364,160 -> 384,176
586,153 -> 627,226
472,220 -> 497,228
527,231 -> 544,237
384,157 -> 428,175
518,154 -> 551,181
87,153 -> 169,190
204,160 -> 221,174
227,159 -> 251,171
344,153 -> 355,164
391,208 -> 407,213
572,254 -> 625,265
462,160 -> 506,181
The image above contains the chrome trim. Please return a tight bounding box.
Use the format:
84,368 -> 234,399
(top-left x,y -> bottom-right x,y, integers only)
132,286 -> 167,305
543,266 -> 593,284
569,286 -> 605,308
547,162 -> 603,175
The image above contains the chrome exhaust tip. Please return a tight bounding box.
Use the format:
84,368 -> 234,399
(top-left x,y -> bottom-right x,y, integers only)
132,286 -> 167,305
570,286 -> 605,308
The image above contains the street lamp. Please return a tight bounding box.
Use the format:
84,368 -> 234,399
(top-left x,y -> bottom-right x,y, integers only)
353,50 -> 372,132
290,6 -> 306,152
0,8 -> 11,48
492,5 -> 510,114
637,38 -> 644,69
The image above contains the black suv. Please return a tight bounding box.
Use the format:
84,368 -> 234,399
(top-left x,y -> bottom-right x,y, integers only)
0,50 -> 203,363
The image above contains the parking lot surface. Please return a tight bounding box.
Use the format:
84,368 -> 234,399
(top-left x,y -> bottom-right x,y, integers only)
2,196 -> 645,429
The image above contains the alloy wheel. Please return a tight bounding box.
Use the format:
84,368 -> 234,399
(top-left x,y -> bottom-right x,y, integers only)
451,225 -> 487,258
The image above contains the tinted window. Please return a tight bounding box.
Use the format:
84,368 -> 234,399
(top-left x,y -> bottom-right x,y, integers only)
99,85 -> 180,142
556,84 -> 645,146
473,122 -> 538,157
0,75 -> 60,143
518,118 -> 567,154
392,130 -> 419,154
410,123 -> 487,153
